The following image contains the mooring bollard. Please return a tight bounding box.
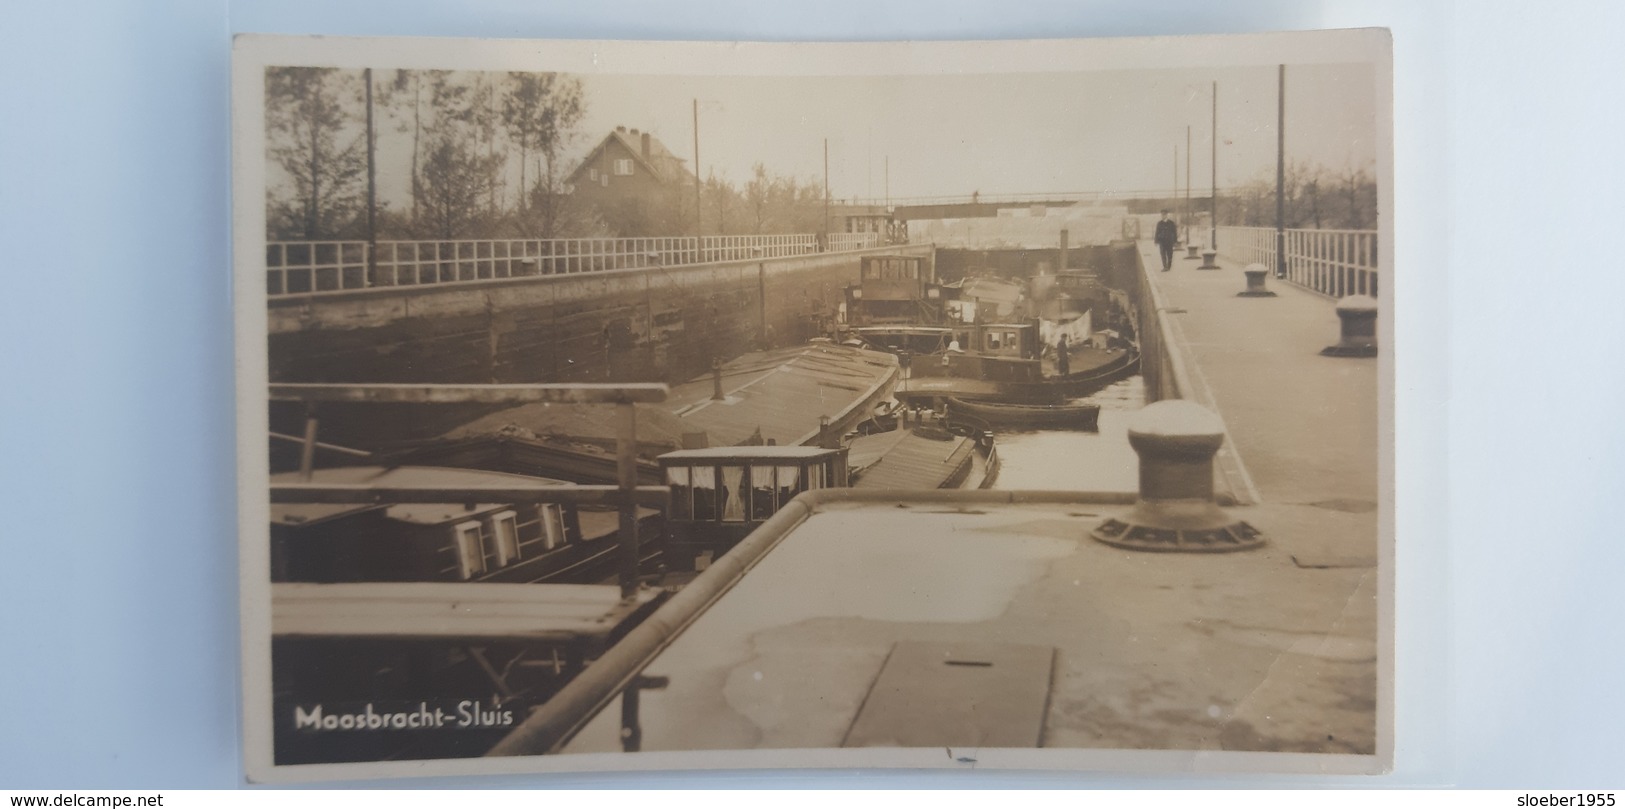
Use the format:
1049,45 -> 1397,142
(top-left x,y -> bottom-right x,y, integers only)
1198,250 -> 1220,270
1321,294 -> 1379,357
1237,262 -> 1278,298
711,359 -> 725,400
1091,400 -> 1264,552
1185,244 -> 1201,260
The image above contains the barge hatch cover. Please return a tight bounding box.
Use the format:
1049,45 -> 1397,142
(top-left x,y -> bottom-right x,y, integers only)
842,641 -> 1055,749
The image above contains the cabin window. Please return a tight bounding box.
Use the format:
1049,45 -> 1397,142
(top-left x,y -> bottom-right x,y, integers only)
614,159 -> 634,176
719,465 -> 746,522
490,510 -> 520,567
690,465 -> 718,521
454,521 -> 486,580
750,464 -> 778,520
807,462 -> 826,490
775,464 -> 800,505
665,466 -> 692,520
539,505 -> 564,550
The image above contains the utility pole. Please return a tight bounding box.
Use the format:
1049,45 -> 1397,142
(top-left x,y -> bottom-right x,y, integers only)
363,68 -> 377,285
1211,80 -> 1218,251
1172,144 -> 1178,241
693,100 -> 703,242
1186,124 -> 1192,244
1276,64 -> 1287,279
823,138 -> 830,250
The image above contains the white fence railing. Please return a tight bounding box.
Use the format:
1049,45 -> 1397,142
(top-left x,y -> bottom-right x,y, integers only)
266,232 -> 885,296
826,233 -> 880,252
1216,226 -> 1380,298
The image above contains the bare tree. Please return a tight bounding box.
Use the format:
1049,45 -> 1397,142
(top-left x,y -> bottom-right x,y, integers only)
705,171 -> 738,235
745,163 -> 771,234
1219,160 -> 1375,231
265,67 -> 366,240
504,72 -> 585,238
412,73 -> 505,239
1337,165 -> 1378,229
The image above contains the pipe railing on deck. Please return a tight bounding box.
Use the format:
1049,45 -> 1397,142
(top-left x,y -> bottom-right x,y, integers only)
1216,226 -> 1380,298
269,382 -> 669,599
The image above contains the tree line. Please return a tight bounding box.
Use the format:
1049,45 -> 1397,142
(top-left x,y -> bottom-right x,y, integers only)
265,67 -> 586,242
1218,160 -> 1379,230
265,67 -> 834,243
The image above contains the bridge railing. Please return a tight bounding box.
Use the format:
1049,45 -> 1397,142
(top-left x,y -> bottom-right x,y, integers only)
1216,226 -> 1380,298
826,233 -> 881,252
265,233 -> 888,297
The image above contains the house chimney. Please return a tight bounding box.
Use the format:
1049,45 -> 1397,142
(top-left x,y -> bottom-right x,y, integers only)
616,125 -> 626,133
641,132 -> 651,161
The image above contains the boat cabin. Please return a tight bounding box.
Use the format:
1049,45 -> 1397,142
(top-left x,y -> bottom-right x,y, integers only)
1030,269 -> 1106,323
659,446 -> 847,572
270,465 -> 647,586
845,254 -> 941,326
851,325 -> 956,356
968,322 -> 1040,359
852,322 -> 1038,361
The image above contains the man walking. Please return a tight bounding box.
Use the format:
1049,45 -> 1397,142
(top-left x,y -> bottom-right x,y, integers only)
1154,209 -> 1178,272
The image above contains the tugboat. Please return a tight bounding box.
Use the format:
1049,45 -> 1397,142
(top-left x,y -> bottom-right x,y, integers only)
841,253 -> 946,327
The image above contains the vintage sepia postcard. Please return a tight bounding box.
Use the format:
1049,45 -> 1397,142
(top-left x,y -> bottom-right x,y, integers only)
233,29 -> 1394,782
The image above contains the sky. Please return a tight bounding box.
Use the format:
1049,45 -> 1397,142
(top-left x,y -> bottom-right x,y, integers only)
292,62 -> 1378,215
571,63 -> 1377,202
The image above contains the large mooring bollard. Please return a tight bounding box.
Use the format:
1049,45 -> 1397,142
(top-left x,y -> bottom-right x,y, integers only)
1184,244 -> 1201,260
1321,294 -> 1379,357
1236,262 -> 1278,298
1091,400 -> 1264,552
1198,249 -> 1220,270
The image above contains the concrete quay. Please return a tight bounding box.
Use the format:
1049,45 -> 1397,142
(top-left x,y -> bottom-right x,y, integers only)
1137,240 -> 1381,515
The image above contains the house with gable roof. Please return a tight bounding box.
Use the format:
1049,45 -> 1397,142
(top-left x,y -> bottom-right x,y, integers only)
567,126 -> 697,235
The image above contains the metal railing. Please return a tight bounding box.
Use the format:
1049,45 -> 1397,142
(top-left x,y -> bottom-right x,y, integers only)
1216,226 -> 1380,298
837,187 -> 1248,209
266,233 -> 884,297
269,383 -> 670,599
703,234 -> 818,261
265,241 -> 370,296
826,232 -> 880,252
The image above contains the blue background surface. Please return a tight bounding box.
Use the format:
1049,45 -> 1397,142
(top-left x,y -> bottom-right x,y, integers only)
1,0 -> 1619,789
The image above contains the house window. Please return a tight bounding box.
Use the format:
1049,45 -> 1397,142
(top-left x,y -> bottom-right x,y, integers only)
490,510 -> 520,566
613,159 -> 634,176
588,168 -> 598,181
454,520 -> 486,580
600,174 -> 609,187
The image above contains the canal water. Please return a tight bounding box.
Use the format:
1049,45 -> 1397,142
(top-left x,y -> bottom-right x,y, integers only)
988,374 -> 1144,494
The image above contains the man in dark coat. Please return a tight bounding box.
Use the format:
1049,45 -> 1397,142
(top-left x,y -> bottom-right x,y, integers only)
1154,209 -> 1178,271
